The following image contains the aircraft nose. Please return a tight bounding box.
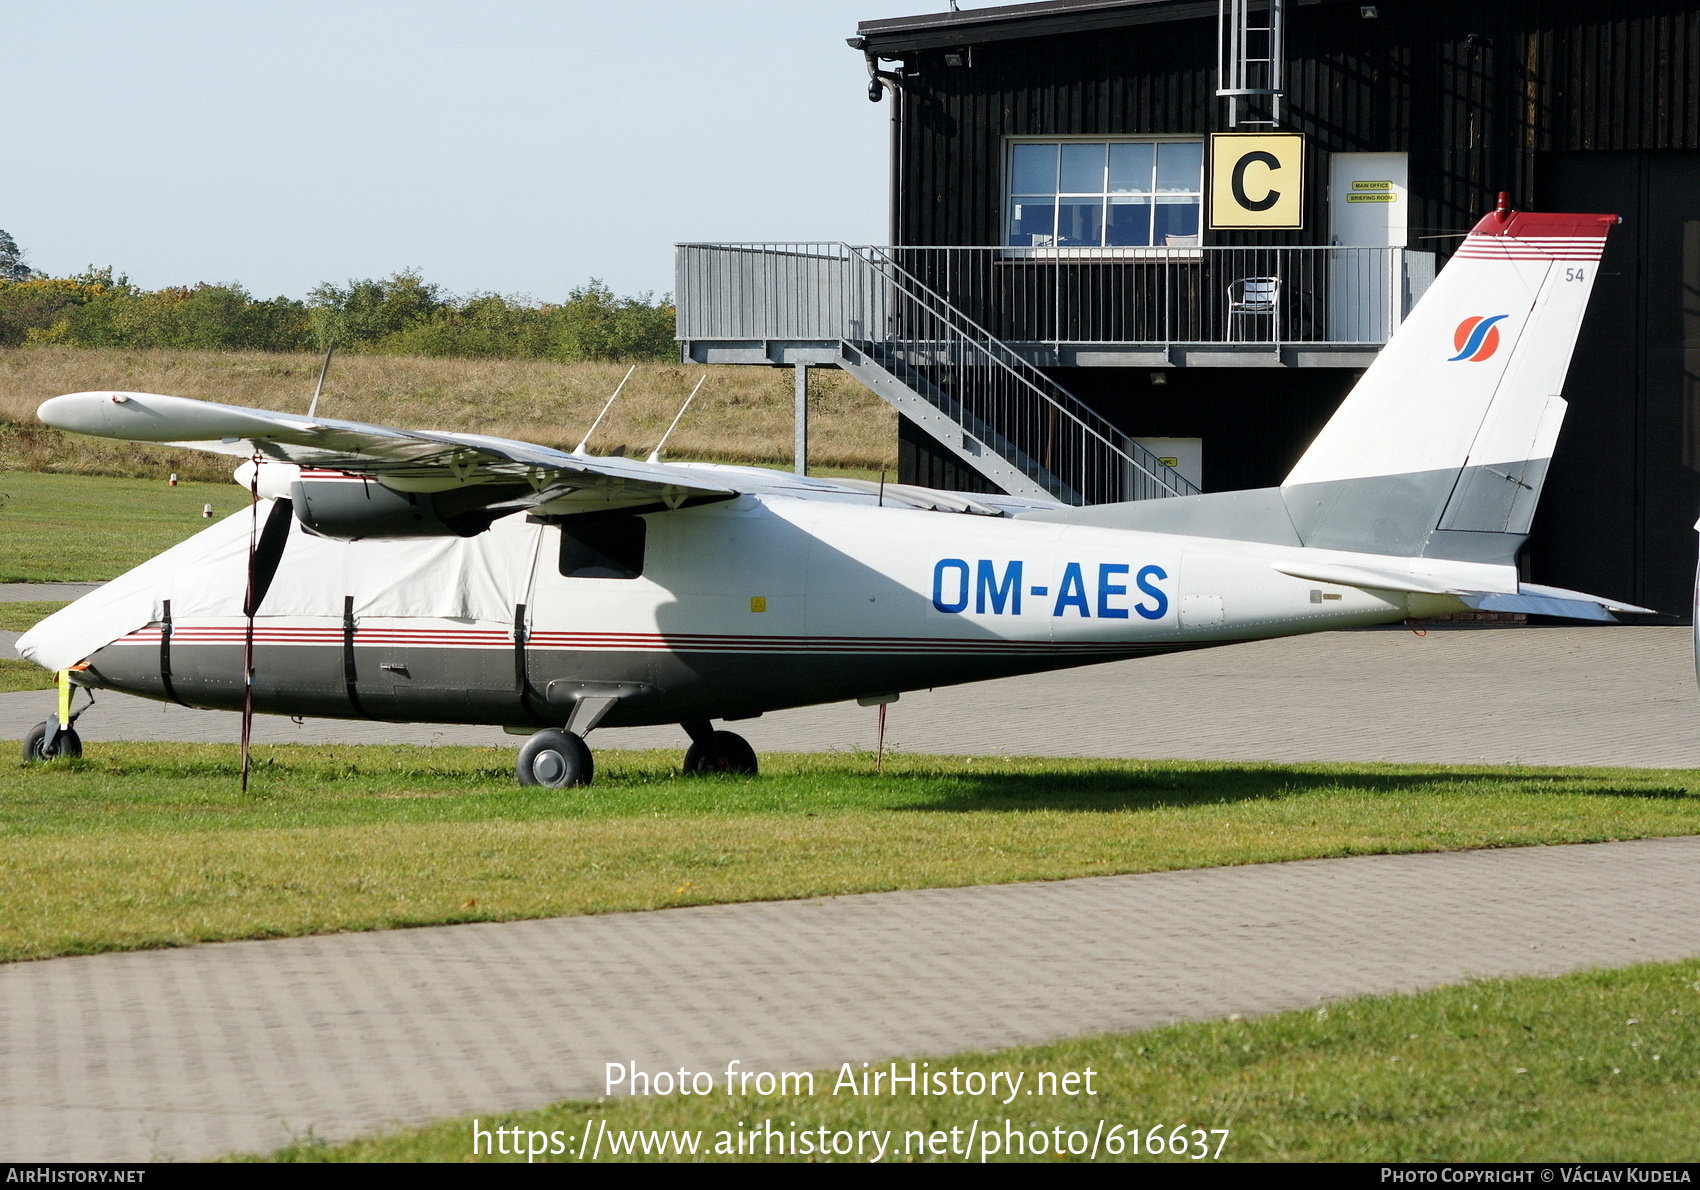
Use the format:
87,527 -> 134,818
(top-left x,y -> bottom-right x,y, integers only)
13,612 -> 74,669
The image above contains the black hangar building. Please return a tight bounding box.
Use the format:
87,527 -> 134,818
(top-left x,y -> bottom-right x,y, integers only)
676,0 -> 1700,614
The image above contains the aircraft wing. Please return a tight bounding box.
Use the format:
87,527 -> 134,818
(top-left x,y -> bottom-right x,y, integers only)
37,389 -> 746,515
36,389 -> 1046,518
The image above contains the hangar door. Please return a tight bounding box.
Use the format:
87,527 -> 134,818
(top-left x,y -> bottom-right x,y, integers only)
1531,152 -> 1700,616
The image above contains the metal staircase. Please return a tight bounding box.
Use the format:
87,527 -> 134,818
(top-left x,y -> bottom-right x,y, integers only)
674,241 -> 1200,506
836,339 -> 1061,502
842,245 -> 1198,504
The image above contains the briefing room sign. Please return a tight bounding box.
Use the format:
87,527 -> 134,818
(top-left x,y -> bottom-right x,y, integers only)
1209,133 -> 1305,229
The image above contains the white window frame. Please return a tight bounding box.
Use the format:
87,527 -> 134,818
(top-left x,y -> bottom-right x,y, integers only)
1004,135 -> 1206,258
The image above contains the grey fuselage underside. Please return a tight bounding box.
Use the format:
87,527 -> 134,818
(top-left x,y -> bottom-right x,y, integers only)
80,638 -> 1210,729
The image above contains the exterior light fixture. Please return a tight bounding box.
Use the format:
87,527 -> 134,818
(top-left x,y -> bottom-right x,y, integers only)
1360,5 -> 1379,16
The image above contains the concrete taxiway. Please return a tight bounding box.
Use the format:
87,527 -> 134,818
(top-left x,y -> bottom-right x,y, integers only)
6,624 -> 1697,767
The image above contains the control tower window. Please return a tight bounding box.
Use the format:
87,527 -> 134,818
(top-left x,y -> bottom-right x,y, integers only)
1008,139 -> 1204,248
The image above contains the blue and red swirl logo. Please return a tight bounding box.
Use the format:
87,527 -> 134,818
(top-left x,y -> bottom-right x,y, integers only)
1448,314 -> 1509,362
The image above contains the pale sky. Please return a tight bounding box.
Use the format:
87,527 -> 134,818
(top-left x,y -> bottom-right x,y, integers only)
2,1 -> 962,302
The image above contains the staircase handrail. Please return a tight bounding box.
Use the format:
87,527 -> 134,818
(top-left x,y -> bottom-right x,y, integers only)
847,245 -> 1198,499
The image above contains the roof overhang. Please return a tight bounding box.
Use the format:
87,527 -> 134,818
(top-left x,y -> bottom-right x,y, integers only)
851,0 -> 1342,56
852,0 -> 1216,55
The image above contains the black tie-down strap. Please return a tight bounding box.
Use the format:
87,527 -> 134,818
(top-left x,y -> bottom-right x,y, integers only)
343,595 -> 370,718
514,603 -> 545,724
159,598 -> 186,706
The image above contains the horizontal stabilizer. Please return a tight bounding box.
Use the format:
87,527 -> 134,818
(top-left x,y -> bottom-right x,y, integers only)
1271,561 -> 1456,595
1459,582 -> 1658,623
1274,558 -> 1656,620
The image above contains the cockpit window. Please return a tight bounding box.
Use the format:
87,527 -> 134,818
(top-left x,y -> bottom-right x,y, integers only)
558,514 -> 645,579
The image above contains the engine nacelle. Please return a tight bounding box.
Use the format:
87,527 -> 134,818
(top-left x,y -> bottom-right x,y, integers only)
289,475 -> 527,540
232,458 -> 299,500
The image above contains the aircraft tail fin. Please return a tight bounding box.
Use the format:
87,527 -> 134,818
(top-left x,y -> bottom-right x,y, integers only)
1280,205 -> 1618,561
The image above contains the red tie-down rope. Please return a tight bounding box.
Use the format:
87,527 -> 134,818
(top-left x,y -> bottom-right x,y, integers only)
240,455 -> 260,793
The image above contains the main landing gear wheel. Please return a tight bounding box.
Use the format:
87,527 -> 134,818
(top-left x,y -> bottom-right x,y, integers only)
516,729 -> 593,788
681,724 -> 758,776
23,720 -> 82,763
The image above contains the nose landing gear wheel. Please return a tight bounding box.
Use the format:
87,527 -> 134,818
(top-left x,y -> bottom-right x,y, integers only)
23,720 -> 82,763
516,729 -> 593,788
682,728 -> 758,776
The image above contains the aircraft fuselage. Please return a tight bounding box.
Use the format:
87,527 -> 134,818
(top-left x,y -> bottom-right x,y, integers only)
78,493 -> 1454,730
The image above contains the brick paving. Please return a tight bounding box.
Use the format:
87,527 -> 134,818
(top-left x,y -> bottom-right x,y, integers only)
0,583 -> 104,602
8,625 -> 1699,766
3,836 -> 1698,1161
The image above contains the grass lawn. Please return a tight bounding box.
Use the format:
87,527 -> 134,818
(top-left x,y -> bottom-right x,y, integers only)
0,602 -> 70,692
260,958 -> 1700,1163
0,470 -> 249,581
0,659 -> 54,693
0,601 -> 68,632
4,743 -> 1700,964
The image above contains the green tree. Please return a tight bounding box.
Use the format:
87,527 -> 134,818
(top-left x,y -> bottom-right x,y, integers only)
308,269 -> 445,348
0,260 -> 675,361
0,231 -> 33,282
0,277 -> 98,347
548,280 -> 676,362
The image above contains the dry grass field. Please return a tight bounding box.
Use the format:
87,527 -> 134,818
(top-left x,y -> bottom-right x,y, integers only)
0,347 -> 897,481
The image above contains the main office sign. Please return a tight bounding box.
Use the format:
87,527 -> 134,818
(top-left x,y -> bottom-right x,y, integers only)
1209,133 -> 1305,229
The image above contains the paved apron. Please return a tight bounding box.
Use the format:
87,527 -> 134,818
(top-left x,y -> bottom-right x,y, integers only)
7,624 -> 1699,766
3,836 -> 1698,1161
0,583 -> 104,602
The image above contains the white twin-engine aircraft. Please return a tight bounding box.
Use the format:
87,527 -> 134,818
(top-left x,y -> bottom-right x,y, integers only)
19,206 -> 1651,785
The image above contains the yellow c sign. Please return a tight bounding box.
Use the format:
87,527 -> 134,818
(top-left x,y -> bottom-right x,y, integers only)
1209,133 -> 1305,229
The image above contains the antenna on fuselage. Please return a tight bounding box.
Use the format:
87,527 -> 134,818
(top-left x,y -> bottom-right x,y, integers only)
306,343 -> 336,419
574,364 -> 635,456
646,374 -> 707,464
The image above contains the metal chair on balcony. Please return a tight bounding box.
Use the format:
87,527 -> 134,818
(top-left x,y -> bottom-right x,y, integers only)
1226,276 -> 1281,342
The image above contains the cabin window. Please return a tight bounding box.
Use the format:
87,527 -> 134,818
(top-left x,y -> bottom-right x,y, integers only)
558,514 -> 646,579
1007,140 -> 1204,248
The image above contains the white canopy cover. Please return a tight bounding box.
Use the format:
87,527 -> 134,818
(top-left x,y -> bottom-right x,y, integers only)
17,501 -> 540,672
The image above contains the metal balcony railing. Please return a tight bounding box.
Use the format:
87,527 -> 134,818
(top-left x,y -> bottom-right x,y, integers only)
677,242 -> 1434,352
676,242 -> 860,342
673,242 -> 1434,505
674,242 -> 1201,504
